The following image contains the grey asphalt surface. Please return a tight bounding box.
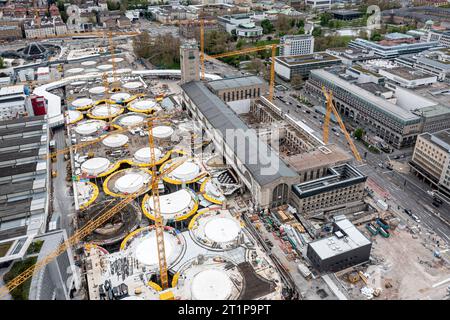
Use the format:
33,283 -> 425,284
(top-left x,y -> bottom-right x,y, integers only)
52,127 -> 75,236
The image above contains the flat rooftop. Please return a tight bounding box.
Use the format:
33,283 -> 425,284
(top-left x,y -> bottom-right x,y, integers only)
309,217 -> 371,260
207,76 -> 264,91
421,129 -> 450,153
311,69 -> 421,123
292,163 -> 367,199
181,81 -> 298,186
382,66 -> 434,80
285,144 -> 352,173
276,52 -> 340,66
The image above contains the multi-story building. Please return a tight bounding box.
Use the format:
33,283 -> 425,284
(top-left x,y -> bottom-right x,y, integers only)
348,38 -> 439,59
0,85 -> 33,120
0,116 -> 50,242
181,81 -> 299,209
326,47 -> 377,66
396,48 -> 450,81
307,216 -> 372,273
206,76 -> 266,114
274,52 -> 341,80
304,0 -> 331,10
24,17 -> 68,39
291,164 -> 367,215
0,25 -> 22,41
279,35 -> 314,57
410,129 -> 450,199
305,68 -> 450,148
378,66 -> 437,88
217,13 -> 263,38
180,42 -> 200,85
421,30 -> 450,48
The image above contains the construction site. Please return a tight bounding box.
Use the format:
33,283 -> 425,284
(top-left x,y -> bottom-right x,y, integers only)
1,25 -> 449,302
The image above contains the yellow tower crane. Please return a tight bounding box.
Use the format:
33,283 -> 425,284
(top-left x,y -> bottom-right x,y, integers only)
0,117 -> 183,298
322,87 -> 362,162
202,44 -> 280,101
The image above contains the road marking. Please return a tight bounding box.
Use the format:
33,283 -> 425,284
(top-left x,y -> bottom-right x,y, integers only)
437,228 -> 450,241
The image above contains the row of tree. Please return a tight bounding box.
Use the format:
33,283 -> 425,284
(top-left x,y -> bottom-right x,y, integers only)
133,32 -> 181,69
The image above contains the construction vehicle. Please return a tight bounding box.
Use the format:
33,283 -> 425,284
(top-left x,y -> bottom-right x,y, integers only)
322,87 -> 362,162
366,223 -> 379,236
377,226 -> 390,238
375,218 -> 390,230
358,271 -> 381,297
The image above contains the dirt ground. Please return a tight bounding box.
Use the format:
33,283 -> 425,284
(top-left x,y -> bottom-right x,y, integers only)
339,226 -> 450,300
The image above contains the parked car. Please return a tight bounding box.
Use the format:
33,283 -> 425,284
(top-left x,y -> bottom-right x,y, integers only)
404,208 -> 412,216
411,214 -> 421,223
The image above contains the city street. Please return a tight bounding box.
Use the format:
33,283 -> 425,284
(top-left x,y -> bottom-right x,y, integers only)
272,88 -> 450,243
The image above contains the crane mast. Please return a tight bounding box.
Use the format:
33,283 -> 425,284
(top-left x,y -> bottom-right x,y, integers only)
147,118 -> 169,289
322,87 -> 363,162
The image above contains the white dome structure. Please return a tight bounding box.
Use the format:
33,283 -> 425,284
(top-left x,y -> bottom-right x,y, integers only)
75,120 -> 106,135
72,97 -> 93,109
120,226 -> 185,268
66,110 -> 83,124
89,86 -> 106,95
108,57 -> 124,63
97,64 -> 113,71
66,67 -> 84,74
88,104 -> 123,119
111,92 -> 131,103
123,81 -> 143,90
189,210 -> 242,250
114,113 -> 146,127
102,133 -> 129,148
128,99 -> 157,113
134,147 -> 162,163
103,168 -> 152,197
162,159 -> 202,184
114,173 -> 145,194
143,188 -> 198,221
191,269 -> 233,300
81,60 -> 97,66
152,126 -> 174,139
81,157 -> 111,176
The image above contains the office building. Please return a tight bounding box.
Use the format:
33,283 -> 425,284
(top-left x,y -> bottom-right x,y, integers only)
305,68 -> 450,148
279,35 -> 314,57
274,52 -> 341,80
348,38 -> 439,59
410,129 -> 450,199
307,216 -> 372,273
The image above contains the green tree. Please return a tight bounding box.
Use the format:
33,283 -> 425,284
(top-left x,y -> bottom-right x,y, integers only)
296,19 -> 305,28
0,57 -> 5,69
370,32 -> 382,41
354,128 -> 365,140
261,19 -> 274,34
107,0 -> 121,10
57,0 -> 68,23
312,27 -> 322,37
319,12 -> 333,27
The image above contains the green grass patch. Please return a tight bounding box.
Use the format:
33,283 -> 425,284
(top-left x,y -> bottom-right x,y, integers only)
26,240 -> 44,255
3,257 -> 38,300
